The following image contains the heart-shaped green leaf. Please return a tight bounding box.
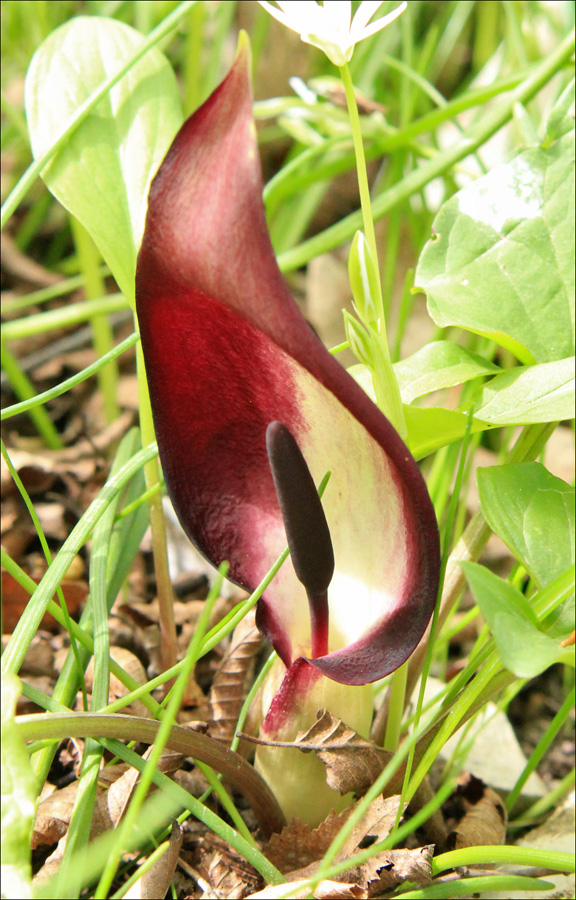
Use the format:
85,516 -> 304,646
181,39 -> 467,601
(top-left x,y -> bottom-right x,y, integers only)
477,462 -> 575,590
416,130 -> 575,364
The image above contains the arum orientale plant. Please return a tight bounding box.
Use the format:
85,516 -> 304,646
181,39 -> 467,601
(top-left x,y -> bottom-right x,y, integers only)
135,36 -> 440,825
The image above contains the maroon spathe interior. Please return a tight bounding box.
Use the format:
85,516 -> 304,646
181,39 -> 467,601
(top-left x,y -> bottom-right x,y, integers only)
135,41 -> 441,687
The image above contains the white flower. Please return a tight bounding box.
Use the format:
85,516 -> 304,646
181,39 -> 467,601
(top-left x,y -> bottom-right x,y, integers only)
257,1 -> 407,67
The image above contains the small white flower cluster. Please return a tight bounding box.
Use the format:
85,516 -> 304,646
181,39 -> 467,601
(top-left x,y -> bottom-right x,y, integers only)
257,0 -> 406,67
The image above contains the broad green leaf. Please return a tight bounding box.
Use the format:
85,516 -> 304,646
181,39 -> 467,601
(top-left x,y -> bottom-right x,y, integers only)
415,131 -> 575,364
25,17 -> 182,304
1,674 -> 36,899
394,341 -> 500,404
461,562 -> 574,678
473,357 -> 575,424
477,462 -> 575,590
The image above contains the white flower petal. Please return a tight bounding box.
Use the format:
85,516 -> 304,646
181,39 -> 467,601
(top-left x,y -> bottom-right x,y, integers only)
256,1 -> 295,31
350,0 -> 387,33
351,1 -> 407,42
322,0 -> 352,32
258,0 -> 405,66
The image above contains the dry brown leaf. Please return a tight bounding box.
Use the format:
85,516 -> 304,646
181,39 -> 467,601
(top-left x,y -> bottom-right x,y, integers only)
263,795 -> 432,897
198,839 -> 261,899
1,570 -> 88,633
362,846 -> 434,895
32,780 -> 78,848
246,879 -> 366,899
265,808 -> 351,874
285,844 -> 433,897
338,795 -> 402,859
293,709 -> 392,796
124,821 -> 183,899
2,410 -> 133,471
448,773 -> 507,849
265,795 -> 407,895
106,747 -> 185,827
208,612 -> 262,744
32,762 -> 131,850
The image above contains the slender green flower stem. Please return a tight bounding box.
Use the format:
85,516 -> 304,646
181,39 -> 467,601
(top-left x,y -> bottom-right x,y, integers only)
278,30 -> 575,272
373,421 -> 557,742
383,659 -> 408,751
338,63 -> 406,441
261,70 -> 529,212
1,293 -> 127,340
1,267 -> 110,315
338,62 -> 383,309
183,1 -> 206,114
396,415 -> 473,819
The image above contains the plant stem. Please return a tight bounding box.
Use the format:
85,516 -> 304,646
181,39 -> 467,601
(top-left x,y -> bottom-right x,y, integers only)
135,341 -> 178,681
383,659 -> 407,751
339,61 -> 406,438
373,420 -> 557,746
1,293 -> 127,341
339,62 -> 383,313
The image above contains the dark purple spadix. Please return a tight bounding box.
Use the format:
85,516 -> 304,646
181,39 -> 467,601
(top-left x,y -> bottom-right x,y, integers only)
266,420 -> 333,660
266,421 -> 334,596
